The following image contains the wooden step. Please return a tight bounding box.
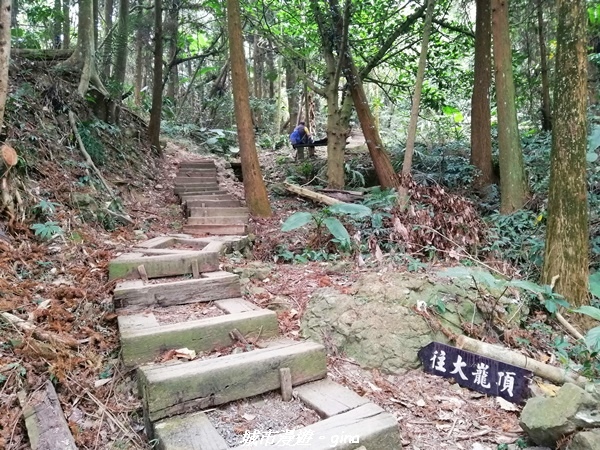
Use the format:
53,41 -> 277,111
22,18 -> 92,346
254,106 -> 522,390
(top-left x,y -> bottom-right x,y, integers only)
181,194 -> 235,201
113,272 -> 241,309
183,224 -> 247,235
154,412 -> 228,450
177,190 -> 226,197
138,340 -> 327,423
187,207 -> 249,218
108,251 -> 219,280
175,185 -> 221,193
237,403 -> 401,449
177,169 -> 217,177
294,379 -> 370,418
179,161 -> 215,169
187,216 -> 248,225
119,308 -> 279,367
184,200 -> 241,209
174,177 -> 218,185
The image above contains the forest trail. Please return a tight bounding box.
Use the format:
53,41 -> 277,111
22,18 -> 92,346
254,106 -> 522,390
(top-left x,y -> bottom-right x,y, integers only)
106,158 -> 401,449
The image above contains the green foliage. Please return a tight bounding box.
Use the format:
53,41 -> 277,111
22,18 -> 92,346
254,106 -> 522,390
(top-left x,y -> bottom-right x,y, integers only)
30,221 -> 63,240
78,122 -> 106,166
31,199 -> 60,221
162,123 -> 239,156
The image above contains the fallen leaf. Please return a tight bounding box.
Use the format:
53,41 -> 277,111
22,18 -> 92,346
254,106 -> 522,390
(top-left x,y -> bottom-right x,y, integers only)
94,378 -> 111,388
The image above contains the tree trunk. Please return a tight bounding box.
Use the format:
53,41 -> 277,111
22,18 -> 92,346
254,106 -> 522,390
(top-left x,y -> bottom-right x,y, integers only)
344,55 -> 400,189
470,0 -> 494,189
62,0 -> 70,48
53,0 -> 62,48
148,0 -> 163,154
9,0 -> 15,27
58,0 -> 105,97
133,4 -> 144,106
285,61 -> 299,134
537,0 -> 552,131
165,0 -> 179,101
102,0 -> 114,78
253,34 -> 263,129
491,0 -> 528,213
227,0 -> 272,217
542,0 -> 589,309
402,0 -> 435,177
92,0 -> 99,50
0,0 -> 11,132
112,0 -> 129,90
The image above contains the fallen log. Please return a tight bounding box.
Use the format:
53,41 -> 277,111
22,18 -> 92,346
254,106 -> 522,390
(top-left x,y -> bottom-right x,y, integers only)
18,380 -> 78,450
283,182 -> 343,206
12,48 -> 74,61
456,335 -> 588,387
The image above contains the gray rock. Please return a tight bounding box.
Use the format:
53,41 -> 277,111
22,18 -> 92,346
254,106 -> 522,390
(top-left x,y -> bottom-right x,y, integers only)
568,429 -> 600,450
520,383 -> 600,447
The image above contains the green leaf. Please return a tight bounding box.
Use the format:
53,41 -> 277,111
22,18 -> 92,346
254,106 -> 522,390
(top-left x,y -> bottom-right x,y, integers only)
589,272 -> 600,298
573,306 -> 600,322
205,137 -> 219,145
281,212 -> 313,231
328,203 -> 372,218
508,279 -> 548,294
586,152 -> 598,163
323,217 -> 350,245
585,326 -> 600,351
588,125 -> 600,151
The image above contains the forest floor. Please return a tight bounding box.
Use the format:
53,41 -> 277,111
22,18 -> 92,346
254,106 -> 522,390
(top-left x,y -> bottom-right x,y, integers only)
0,60 -> 531,450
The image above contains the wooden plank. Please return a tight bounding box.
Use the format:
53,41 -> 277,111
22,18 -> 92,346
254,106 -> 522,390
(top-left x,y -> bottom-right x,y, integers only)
174,177 -> 218,184
182,194 -> 234,201
295,379 -> 370,417
188,207 -> 249,217
179,161 -> 215,169
120,309 -> 279,367
185,200 -> 242,209
139,340 -> 327,422
187,216 -> 249,225
183,224 -> 247,236
174,182 -> 220,189
214,298 -> 260,314
18,381 -> 77,450
201,241 -> 226,253
237,403 -> 400,450
154,412 -> 229,450
136,236 -> 176,249
113,274 -> 241,308
175,187 -> 221,194
108,251 -> 219,280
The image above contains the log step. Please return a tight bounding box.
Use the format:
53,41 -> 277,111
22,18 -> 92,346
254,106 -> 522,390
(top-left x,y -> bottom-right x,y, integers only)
138,339 -> 327,423
175,186 -> 221,193
187,216 -> 249,225
294,379 -> 370,418
177,170 -> 217,178
113,272 -> 241,309
184,200 -> 241,209
179,161 -> 215,169
187,207 -> 249,218
237,403 -> 401,449
108,251 -> 219,280
154,412 -> 229,450
183,224 -> 247,235
119,308 -> 279,367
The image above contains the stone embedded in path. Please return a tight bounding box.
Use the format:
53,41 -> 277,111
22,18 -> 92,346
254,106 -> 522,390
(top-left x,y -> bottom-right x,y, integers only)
119,308 -> 279,367
113,272 -> 241,308
138,339 -> 327,423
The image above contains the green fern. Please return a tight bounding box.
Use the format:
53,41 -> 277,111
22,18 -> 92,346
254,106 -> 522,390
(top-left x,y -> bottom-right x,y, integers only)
30,221 -> 63,240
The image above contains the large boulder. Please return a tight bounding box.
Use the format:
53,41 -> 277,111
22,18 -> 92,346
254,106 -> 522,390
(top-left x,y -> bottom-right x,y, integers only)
300,272 -> 487,373
520,383 -> 600,447
568,429 -> 600,450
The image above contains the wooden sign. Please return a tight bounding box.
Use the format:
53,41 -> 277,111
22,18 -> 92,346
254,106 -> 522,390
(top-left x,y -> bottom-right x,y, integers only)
418,342 -> 532,404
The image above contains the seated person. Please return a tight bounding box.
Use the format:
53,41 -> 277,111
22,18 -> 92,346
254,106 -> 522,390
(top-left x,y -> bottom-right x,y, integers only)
289,121 -> 313,146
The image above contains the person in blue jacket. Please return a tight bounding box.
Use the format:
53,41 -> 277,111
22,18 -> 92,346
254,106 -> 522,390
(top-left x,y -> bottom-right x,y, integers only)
289,121 -> 312,146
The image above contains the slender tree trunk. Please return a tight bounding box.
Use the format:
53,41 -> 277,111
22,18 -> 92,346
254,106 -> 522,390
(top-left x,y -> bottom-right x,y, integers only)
542,0 -> 589,310
537,0 -> 552,131
286,61 -> 299,134
102,0 -> 114,78
402,0 -> 435,176
0,0 -> 11,132
253,34 -> 263,128
148,0 -> 163,154
9,0 -> 15,27
112,0 -> 129,90
133,5 -> 144,106
92,0 -> 98,49
491,0 -> 528,213
344,55 -> 400,189
165,0 -> 179,101
227,0 -> 272,217
470,0 -> 494,189
62,0 -> 70,49
53,0 -> 62,48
